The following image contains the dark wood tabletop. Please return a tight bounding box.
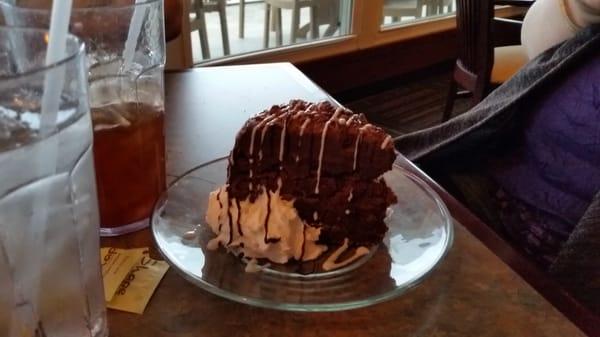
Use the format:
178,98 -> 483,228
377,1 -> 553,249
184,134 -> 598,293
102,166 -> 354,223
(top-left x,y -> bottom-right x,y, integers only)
102,63 -> 598,337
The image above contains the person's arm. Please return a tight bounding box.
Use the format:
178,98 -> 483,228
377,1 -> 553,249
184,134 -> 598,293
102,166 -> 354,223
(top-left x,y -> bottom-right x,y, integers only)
550,190 -> 600,314
164,0 -> 183,42
567,0 -> 600,27
521,0 -> 600,59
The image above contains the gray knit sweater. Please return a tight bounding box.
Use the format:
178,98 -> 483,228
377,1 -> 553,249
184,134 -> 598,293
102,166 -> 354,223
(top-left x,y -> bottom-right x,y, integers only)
394,26 -> 600,314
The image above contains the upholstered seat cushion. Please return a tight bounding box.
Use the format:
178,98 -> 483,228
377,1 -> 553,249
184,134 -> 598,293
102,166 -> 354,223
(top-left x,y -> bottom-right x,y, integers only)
491,45 -> 529,84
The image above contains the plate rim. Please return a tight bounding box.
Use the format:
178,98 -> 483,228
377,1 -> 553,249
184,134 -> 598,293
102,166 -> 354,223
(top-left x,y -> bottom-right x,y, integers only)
151,157 -> 455,312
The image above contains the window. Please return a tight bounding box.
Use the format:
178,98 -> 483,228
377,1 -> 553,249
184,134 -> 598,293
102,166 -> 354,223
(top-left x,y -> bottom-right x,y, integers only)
189,0 -> 354,63
174,1 -> 525,67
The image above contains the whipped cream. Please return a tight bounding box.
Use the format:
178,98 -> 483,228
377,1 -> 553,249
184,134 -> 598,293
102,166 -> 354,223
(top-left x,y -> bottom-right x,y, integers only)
205,185 -> 328,264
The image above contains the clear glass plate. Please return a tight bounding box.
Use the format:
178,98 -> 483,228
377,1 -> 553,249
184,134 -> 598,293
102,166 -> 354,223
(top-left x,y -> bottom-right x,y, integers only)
151,157 -> 454,311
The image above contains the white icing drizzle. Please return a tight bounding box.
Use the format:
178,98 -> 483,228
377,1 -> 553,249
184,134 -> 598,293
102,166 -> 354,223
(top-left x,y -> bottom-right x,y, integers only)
322,238 -> 370,271
345,209 -> 350,215
315,108 -> 343,194
316,101 -> 328,111
258,121 -> 272,161
278,113 -> 288,163
347,190 -> 353,202
313,211 -> 318,221
249,114 -> 278,189
250,115 -> 278,159
352,124 -> 371,172
352,133 -> 361,171
381,135 -> 392,150
260,111 -> 288,160
299,118 -> 311,137
346,114 -> 359,125
297,117 -> 311,163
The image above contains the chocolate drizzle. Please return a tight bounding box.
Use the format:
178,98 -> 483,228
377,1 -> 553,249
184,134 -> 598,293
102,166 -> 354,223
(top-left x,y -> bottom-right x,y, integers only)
263,190 -> 272,243
216,189 -> 223,231
236,199 -> 243,236
227,197 -> 234,245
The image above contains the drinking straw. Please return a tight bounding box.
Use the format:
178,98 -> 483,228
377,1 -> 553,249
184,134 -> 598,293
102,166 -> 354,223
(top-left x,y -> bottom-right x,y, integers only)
10,1 -> 73,336
40,0 -> 73,133
122,0 -> 149,72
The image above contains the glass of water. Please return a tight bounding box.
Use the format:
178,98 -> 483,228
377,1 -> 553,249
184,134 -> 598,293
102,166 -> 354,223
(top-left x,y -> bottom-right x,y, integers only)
0,27 -> 107,337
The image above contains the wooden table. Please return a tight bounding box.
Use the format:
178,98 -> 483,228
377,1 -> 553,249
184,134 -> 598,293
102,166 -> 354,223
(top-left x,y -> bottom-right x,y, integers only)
103,63 -> 598,337
495,0 -> 535,7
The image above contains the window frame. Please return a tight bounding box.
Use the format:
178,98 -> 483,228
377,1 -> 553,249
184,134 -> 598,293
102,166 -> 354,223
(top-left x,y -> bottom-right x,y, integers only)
167,1 -> 526,68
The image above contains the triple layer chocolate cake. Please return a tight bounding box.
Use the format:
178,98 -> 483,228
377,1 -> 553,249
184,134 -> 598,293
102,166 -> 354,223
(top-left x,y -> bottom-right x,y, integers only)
205,100 -> 397,269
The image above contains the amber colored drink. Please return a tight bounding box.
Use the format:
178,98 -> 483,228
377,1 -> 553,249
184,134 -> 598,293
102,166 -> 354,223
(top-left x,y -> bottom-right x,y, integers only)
92,103 -> 166,231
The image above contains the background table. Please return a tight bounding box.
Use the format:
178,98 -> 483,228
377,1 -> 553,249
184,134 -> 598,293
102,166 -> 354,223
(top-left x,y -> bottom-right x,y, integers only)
103,63 -> 597,337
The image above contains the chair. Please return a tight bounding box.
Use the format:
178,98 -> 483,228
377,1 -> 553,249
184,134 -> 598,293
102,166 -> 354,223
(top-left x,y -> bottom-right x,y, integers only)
383,0 -> 454,22
442,0 -> 527,121
383,0 -> 424,22
239,0 -> 246,38
189,0 -> 230,59
425,0 -> 455,16
263,0 -> 319,48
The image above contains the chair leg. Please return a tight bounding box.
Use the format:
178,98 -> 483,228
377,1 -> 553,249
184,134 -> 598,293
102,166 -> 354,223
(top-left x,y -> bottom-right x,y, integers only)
443,79 -> 457,122
291,5 -> 300,44
309,6 -> 318,39
323,23 -> 337,36
196,4 -> 210,59
297,23 -> 310,38
218,0 -> 230,55
239,0 -> 245,38
472,83 -> 488,106
276,8 -> 283,46
263,3 -> 270,48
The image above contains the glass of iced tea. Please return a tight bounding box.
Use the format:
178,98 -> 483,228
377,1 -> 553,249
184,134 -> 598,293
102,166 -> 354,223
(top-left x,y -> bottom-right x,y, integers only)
1,0 -> 167,236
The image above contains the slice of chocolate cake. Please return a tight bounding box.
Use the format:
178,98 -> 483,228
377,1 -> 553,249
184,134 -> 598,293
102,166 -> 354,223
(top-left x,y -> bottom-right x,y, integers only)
205,100 -> 397,268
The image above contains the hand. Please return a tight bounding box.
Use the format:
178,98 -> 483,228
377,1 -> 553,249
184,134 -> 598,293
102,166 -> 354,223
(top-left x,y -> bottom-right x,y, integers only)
567,0 -> 600,27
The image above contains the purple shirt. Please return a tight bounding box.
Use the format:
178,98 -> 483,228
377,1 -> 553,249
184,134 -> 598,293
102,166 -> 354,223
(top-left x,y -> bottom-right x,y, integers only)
490,56 -> 600,267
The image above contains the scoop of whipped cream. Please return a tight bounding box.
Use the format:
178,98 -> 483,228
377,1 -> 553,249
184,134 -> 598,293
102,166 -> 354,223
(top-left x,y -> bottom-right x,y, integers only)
205,185 -> 328,264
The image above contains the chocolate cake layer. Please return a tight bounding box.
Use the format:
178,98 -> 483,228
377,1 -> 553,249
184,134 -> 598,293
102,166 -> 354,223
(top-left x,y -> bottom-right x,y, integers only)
226,100 -> 397,247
